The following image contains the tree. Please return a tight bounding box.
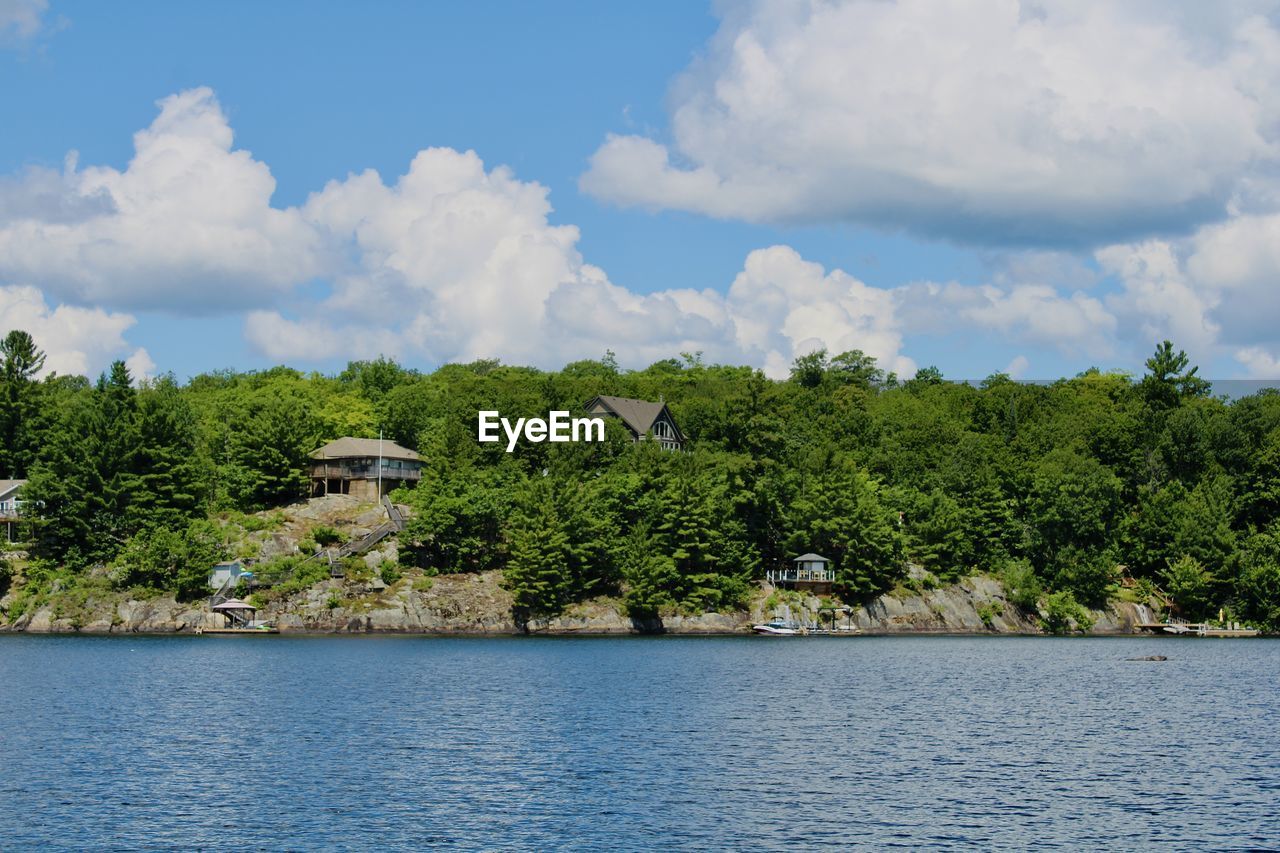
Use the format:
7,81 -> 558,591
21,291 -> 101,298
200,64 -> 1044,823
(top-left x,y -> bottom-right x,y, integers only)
1160,555 -> 1215,620
0,329 -> 46,477
1140,340 -> 1210,412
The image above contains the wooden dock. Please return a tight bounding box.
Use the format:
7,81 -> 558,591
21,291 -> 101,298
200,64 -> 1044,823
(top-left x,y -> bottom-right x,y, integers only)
1135,621 -> 1259,638
196,626 -> 279,635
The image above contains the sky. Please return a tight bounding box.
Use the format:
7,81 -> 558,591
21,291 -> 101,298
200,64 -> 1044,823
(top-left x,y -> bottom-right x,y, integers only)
1,0 -> 1279,382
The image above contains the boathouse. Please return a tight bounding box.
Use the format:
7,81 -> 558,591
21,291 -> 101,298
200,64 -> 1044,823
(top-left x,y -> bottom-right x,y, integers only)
0,479 -> 25,542
766,553 -> 835,592
584,396 -> 685,451
310,437 -> 422,499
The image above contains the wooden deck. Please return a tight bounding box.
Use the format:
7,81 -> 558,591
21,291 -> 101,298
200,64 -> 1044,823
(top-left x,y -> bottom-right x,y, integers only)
1135,622 -> 1260,638
197,627 -> 280,635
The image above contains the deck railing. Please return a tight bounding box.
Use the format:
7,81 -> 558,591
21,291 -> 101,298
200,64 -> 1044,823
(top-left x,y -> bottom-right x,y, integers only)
767,567 -> 835,584
310,463 -> 422,481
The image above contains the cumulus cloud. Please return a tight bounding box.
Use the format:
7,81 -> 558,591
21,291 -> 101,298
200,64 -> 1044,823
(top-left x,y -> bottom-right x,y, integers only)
0,88 -> 325,312
244,147 -> 919,377
1234,346 -> 1280,378
0,284 -> 148,378
581,0 -> 1280,246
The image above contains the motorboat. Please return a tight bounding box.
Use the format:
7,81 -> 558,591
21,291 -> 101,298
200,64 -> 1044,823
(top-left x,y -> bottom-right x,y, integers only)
752,618 -> 801,635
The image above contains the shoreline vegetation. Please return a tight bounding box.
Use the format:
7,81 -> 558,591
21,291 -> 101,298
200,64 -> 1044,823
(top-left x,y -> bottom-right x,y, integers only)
2,331 -> 1279,636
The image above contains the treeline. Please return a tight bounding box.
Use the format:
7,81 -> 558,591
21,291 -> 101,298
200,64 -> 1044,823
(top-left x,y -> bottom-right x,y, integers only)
2,330 -> 1279,630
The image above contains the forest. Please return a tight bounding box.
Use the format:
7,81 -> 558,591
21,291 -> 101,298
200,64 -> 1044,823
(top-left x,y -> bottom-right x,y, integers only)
2,328 -> 1279,631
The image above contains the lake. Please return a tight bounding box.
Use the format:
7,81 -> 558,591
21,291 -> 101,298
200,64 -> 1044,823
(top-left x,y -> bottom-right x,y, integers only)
1,635 -> 1277,849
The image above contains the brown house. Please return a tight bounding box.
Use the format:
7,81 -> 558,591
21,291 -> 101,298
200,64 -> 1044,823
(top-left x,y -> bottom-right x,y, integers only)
584,395 -> 685,451
310,437 -> 422,500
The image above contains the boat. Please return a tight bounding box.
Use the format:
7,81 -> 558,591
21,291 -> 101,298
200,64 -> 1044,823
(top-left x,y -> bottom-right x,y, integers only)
752,618 -> 802,635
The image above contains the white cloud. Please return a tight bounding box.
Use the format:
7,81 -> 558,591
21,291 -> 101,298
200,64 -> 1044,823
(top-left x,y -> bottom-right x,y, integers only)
724,246 -> 915,377
1234,346 -> 1280,377
1097,240 -> 1221,360
247,144 -> 920,377
581,0 -> 1280,246
0,88 -> 325,312
896,278 -> 1117,358
0,284 -> 147,378
1004,355 -> 1030,379
0,0 -> 47,42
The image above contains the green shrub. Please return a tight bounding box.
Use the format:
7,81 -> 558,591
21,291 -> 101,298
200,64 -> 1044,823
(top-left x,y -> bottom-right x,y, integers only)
379,561 -> 402,586
312,525 -> 342,547
325,592 -> 342,610
411,576 -> 434,593
1000,559 -> 1042,610
1040,590 -> 1094,635
977,601 -> 999,629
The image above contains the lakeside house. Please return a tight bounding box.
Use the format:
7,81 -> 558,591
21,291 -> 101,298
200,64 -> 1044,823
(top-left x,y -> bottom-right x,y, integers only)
0,479 -> 25,542
310,437 -> 423,499
766,553 -> 835,593
584,395 -> 686,451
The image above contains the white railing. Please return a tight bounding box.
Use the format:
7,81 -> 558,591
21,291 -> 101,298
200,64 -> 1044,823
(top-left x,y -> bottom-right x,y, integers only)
767,567 -> 834,584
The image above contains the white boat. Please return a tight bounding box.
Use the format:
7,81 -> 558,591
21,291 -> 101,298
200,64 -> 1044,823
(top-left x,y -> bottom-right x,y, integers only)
752,618 -> 801,635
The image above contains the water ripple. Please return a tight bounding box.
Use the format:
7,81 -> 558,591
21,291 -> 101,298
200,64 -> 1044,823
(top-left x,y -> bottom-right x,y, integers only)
0,635 -> 1277,849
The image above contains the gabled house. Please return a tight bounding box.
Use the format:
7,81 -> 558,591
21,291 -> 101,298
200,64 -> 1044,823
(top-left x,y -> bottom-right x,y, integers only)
0,479 -> 25,542
310,437 -> 423,499
584,395 -> 686,451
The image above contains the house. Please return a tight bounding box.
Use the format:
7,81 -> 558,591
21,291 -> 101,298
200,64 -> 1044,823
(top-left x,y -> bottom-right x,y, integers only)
584,395 -> 685,451
310,436 -> 423,499
0,479 -> 25,542
766,553 -> 835,592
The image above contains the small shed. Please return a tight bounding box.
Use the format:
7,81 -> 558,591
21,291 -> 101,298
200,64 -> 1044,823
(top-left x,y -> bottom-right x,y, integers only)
208,560 -> 247,591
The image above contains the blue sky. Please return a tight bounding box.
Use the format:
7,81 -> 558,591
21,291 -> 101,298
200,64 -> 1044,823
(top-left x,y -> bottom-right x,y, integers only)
1,0 -> 1278,382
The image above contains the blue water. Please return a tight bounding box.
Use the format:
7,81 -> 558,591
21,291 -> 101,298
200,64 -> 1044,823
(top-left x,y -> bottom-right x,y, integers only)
0,635 -> 1277,850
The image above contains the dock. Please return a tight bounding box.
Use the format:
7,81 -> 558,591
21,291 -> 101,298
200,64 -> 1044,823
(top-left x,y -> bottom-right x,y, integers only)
1135,621 -> 1259,638
196,626 -> 279,635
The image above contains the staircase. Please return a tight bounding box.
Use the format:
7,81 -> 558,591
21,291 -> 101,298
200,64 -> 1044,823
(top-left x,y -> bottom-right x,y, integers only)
325,496 -> 407,576
209,573 -> 237,607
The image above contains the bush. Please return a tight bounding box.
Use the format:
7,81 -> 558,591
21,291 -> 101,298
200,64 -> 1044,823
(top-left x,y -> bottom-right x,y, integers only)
1040,590 -> 1094,635
1000,559 -> 1042,610
312,525 -> 342,547
379,561 -> 402,586
977,601 -> 999,629
0,556 -> 12,595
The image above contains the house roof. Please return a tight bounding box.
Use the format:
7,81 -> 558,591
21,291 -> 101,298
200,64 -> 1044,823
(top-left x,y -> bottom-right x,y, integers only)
310,437 -> 420,462
212,598 -> 256,611
586,396 -> 683,441
0,479 -> 26,499
793,553 -> 831,563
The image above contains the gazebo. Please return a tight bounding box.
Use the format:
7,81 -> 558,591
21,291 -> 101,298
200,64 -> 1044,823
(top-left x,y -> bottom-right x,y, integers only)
211,598 -> 258,628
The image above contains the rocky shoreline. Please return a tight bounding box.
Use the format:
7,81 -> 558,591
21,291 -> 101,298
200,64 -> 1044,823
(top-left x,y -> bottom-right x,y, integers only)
1,567 -> 1155,636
